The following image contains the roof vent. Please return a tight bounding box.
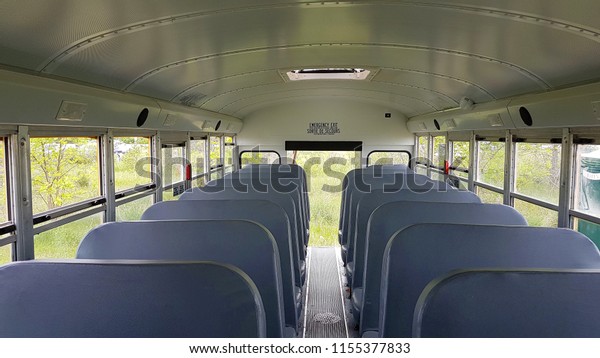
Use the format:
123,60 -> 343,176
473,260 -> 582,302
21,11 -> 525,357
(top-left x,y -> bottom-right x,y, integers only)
285,68 -> 370,81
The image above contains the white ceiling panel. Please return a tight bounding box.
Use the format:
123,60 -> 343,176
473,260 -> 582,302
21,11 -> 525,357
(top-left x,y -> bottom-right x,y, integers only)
172,70 -> 285,107
0,0 -> 598,120
201,80 -> 457,114
373,69 -> 494,103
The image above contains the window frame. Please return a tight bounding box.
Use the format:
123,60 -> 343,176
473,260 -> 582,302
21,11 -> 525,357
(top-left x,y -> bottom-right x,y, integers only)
160,142 -> 186,194
0,135 -> 16,261
29,135 -> 106,237
366,150 -> 412,167
447,140 -> 470,190
239,150 -> 282,167
512,141 -> 562,207
569,137 -> 600,231
112,135 -> 156,205
223,136 -> 236,174
189,136 -> 208,186
474,136 -> 506,192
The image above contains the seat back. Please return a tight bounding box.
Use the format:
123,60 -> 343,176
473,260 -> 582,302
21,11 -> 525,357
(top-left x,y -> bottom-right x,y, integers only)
413,269 -> 600,338
341,172 -> 443,248
0,260 -> 265,338
339,166 -> 415,244
180,188 -> 306,262
223,169 -> 308,236
77,220 -> 286,338
347,189 -> 480,283
141,200 -> 300,333
359,202 -> 527,335
239,163 -> 309,218
381,224 -> 600,337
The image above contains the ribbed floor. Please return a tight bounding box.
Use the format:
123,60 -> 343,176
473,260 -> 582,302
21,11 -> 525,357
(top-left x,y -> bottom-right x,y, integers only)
302,247 -> 348,338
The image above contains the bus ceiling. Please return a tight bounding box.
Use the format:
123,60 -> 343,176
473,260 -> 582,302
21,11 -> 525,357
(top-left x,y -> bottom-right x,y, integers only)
0,1 -> 598,131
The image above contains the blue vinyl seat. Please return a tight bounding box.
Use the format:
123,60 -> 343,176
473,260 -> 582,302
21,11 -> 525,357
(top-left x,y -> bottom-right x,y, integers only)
77,220 -> 288,337
0,260 -> 266,338
141,200 -> 301,335
344,187 -> 478,284
356,202 -> 527,336
413,269 -> 600,338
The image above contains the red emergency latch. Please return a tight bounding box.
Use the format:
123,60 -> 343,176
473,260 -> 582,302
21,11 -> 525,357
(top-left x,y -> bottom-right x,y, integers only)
186,164 -> 192,181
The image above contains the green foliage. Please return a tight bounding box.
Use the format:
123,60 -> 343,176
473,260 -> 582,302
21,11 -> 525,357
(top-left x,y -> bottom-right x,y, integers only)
417,136 -> 428,160
476,141 -> 560,226
30,138 -> 99,212
451,141 -> 470,179
514,143 -> 561,204
225,145 -> 234,167
190,139 -> 206,177
241,151 -> 280,166
29,137 -> 154,259
162,146 -> 184,187
432,136 -> 446,168
114,137 -> 151,191
209,137 -> 221,167
477,141 -> 505,188
452,141 -> 470,167
368,152 -> 410,166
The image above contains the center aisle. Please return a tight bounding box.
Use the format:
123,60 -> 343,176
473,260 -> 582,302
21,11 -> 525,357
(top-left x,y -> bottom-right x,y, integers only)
302,247 -> 349,338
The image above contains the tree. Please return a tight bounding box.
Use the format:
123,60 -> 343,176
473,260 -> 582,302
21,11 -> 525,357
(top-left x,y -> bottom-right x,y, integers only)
30,138 -> 97,211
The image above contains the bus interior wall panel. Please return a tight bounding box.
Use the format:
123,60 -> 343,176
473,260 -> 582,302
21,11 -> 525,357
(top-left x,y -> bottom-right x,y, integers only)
0,69 -> 242,133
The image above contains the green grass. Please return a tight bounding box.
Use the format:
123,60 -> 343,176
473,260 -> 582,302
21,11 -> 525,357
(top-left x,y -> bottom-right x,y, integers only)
32,195 -> 155,260
0,244 -> 12,264
294,151 -> 359,247
513,199 -> 558,227
116,196 -> 154,222
34,213 -> 103,259
162,190 -> 179,201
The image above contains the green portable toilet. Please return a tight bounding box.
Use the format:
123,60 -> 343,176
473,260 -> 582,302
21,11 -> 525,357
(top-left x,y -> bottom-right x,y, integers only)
578,150 -> 600,248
